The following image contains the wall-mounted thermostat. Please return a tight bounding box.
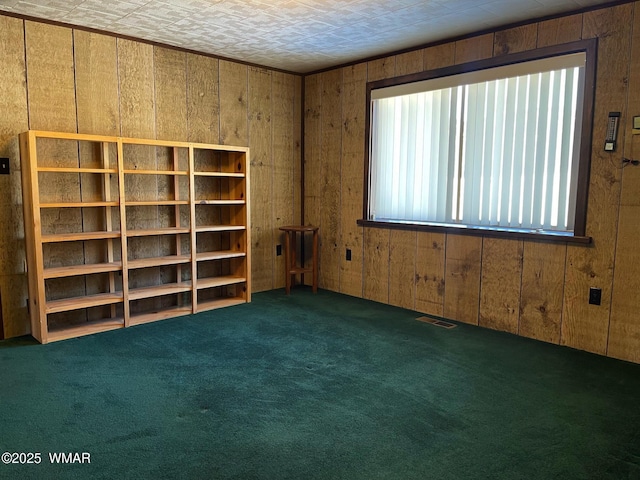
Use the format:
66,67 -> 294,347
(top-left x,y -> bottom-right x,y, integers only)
604,112 -> 620,152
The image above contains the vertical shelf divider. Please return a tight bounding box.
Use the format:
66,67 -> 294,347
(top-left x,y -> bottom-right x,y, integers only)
117,138 -> 130,326
188,145 -> 198,314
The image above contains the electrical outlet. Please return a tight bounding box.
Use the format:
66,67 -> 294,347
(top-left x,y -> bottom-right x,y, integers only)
0,158 -> 9,175
276,244 -> 282,256
589,287 -> 601,306
346,248 -> 352,261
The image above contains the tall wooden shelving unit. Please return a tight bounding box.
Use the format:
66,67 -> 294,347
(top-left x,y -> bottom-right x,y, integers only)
20,130 -> 251,344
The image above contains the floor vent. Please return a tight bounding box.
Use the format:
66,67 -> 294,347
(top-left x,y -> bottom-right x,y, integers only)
416,316 -> 456,329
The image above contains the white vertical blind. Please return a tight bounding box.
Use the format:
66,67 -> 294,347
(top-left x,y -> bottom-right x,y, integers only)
369,54 -> 584,234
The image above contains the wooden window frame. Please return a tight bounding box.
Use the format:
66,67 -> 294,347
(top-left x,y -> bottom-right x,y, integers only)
359,38 -> 598,245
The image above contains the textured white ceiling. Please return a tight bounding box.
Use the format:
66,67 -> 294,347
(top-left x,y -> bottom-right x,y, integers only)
0,0 -> 614,73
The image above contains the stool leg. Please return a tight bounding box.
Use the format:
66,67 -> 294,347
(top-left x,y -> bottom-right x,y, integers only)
284,230 -> 291,294
312,230 -> 318,293
290,232 -> 297,289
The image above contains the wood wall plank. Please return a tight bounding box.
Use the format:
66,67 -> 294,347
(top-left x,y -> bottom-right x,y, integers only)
304,74 -> 322,236
537,14 -> 583,48
367,57 -> 396,82
609,206 -> 640,363
363,227 -> 389,304
388,230 -> 416,310
293,75 -> 302,227
395,50 -> 423,75
0,15 -> 29,302
340,63 -> 367,298
272,72 -> 295,289
608,5 -> 640,364
415,232 -> 445,317
520,242 -> 567,344
248,67 -> 273,292
319,69 -> 342,291
219,60 -> 248,146
25,22 -> 76,132
118,39 -> 155,138
186,54 -> 220,144
494,24 -> 538,56
444,235 -> 482,325
561,4 -> 633,355
74,31 -> 119,136
455,33 -> 494,64
479,238 -> 523,334
423,43 -> 456,70
154,47 -> 187,140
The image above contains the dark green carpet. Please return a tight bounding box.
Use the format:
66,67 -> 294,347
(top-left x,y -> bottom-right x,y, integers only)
0,288 -> 639,480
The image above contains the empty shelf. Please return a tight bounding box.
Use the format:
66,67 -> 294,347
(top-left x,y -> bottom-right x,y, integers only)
193,171 -> 244,178
38,167 -> 118,174
40,201 -> 119,208
129,281 -> 193,300
126,227 -> 190,237
128,255 -> 191,269
196,199 -> 245,205
129,305 -> 193,326
43,262 -> 122,279
42,231 -> 121,243
47,317 -> 124,342
46,292 -> 123,314
196,225 -> 245,233
196,250 -> 246,262
196,275 -> 246,290
197,297 -> 246,312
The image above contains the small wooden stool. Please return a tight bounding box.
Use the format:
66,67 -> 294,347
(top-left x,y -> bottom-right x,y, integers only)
279,225 -> 319,294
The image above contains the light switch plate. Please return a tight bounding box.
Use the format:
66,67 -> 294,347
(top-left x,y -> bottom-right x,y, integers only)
634,116 -> 640,129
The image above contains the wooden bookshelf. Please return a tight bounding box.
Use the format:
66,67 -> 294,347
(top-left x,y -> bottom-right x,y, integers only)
20,130 -> 251,343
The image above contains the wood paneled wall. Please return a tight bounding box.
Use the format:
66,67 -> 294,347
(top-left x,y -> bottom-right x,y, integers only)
0,16 -> 301,338
304,2 -> 640,364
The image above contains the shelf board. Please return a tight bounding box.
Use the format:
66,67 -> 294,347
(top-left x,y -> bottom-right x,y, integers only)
38,167 -> 118,174
47,317 -> 124,343
197,297 -> 246,312
128,255 -> 191,269
44,262 -> 122,279
126,200 -> 189,206
129,305 -> 193,326
196,275 -> 246,290
197,250 -> 246,262
40,201 -> 119,208
193,171 -> 244,178
46,292 -> 124,314
196,199 -> 245,205
41,231 -> 121,243
126,227 -> 190,237
123,169 -> 188,176
195,225 -> 246,233
129,281 -> 193,301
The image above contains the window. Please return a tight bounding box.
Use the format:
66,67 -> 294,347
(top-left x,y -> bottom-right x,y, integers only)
364,40 -> 596,241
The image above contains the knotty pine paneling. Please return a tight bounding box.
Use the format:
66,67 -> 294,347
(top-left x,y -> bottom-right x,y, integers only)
388,230 -> 416,310
303,2 -> 640,364
272,72 -> 296,289
0,13 -> 300,337
479,238 -> 523,334
219,60 -> 248,147
562,4 -> 633,355
339,64 -> 366,298
0,15 -> 29,337
248,67 -> 273,292
443,234 -> 482,325
519,242 -> 567,344
414,232 -> 445,317
494,24 -> 538,56
303,74 -> 322,286
186,54 -> 220,144
319,69 -> 342,291
536,14 -> 583,48
608,6 -> 640,363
